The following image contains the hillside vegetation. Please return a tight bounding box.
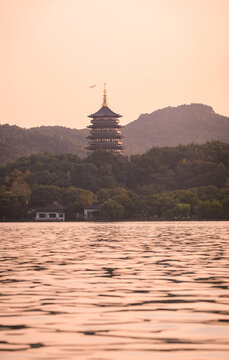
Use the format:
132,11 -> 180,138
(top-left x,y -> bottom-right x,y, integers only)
123,103 -> 229,154
1,103 -> 229,166
0,125 -> 89,166
0,141 -> 228,221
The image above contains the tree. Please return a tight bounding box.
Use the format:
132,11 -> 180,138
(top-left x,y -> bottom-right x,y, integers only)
97,187 -> 134,219
175,160 -> 227,189
147,193 -> 177,218
62,187 -> 97,220
196,200 -> 223,219
172,189 -> 198,214
222,198 -> 229,219
71,163 -> 100,192
29,185 -> 62,207
169,203 -> 191,219
0,191 -> 27,220
6,168 -> 31,200
100,199 -> 124,221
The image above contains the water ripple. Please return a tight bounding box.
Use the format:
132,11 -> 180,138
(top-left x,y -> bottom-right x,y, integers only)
0,221 -> 229,359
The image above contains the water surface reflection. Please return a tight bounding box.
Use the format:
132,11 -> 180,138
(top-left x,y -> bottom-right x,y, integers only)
0,221 -> 229,359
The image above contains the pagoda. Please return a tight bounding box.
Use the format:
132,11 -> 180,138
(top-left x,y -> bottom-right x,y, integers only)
86,84 -> 123,153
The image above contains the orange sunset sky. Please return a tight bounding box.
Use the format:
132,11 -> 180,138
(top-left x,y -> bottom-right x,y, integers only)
0,0 -> 228,129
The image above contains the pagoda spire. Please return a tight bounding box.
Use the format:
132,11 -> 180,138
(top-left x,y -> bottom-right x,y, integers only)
102,83 -> 108,107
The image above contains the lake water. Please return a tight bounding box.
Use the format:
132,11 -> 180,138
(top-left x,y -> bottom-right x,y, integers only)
0,221 -> 229,360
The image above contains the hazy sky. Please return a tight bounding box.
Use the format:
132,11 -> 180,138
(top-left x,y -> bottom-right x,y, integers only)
0,0 -> 228,129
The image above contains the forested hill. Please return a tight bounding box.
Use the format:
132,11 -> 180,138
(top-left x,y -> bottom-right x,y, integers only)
0,125 -> 89,166
123,104 -> 229,154
0,142 -> 229,221
1,103 -> 229,166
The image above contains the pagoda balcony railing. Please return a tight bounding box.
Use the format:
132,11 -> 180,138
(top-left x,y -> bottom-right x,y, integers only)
90,117 -> 120,121
89,129 -> 121,134
88,124 -> 122,129
89,138 -> 122,143
86,144 -> 123,150
88,145 -> 123,150
88,138 -> 123,144
88,134 -> 123,138
86,148 -> 123,153
91,122 -> 120,127
90,119 -> 120,125
87,134 -> 122,139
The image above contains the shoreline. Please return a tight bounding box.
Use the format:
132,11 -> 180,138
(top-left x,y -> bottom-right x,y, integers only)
0,219 -> 228,223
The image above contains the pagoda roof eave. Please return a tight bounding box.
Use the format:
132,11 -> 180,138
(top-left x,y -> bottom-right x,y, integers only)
88,106 -> 122,118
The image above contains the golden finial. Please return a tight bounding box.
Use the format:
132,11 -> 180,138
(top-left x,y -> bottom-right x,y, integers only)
102,83 -> 108,107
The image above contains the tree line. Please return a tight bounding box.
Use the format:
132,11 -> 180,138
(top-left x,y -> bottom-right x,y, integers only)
0,141 -> 228,221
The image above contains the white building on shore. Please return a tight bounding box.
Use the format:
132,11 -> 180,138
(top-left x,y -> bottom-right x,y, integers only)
34,202 -> 65,221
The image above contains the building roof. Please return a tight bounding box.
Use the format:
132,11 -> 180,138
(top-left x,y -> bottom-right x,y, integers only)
88,105 -> 122,118
34,202 -> 65,213
84,202 -> 102,211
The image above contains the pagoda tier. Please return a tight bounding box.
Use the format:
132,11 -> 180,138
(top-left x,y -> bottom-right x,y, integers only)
87,133 -> 123,140
86,142 -> 123,152
88,123 -> 121,129
86,85 -> 123,153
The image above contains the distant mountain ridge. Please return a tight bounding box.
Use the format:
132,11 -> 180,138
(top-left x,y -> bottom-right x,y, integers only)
0,103 -> 229,166
123,104 -> 229,154
0,125 -> 89,166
